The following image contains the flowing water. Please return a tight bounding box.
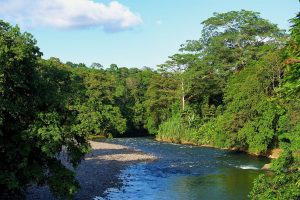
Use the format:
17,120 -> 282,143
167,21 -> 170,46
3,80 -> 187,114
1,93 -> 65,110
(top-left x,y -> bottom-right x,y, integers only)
95,138 -> 269,200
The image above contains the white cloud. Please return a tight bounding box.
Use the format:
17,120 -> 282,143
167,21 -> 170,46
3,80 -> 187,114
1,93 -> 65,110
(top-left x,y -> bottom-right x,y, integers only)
0,0 -> 142,32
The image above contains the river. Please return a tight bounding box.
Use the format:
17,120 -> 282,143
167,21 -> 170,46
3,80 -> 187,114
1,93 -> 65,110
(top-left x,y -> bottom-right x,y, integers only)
95,137 -> 269,200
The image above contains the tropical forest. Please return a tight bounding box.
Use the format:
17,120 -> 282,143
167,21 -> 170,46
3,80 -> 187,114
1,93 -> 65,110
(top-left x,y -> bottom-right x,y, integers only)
0,1 -> 299,200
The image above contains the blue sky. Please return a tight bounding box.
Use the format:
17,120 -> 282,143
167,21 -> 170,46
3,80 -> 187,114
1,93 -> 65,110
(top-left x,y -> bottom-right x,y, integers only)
0,0 -> 299,68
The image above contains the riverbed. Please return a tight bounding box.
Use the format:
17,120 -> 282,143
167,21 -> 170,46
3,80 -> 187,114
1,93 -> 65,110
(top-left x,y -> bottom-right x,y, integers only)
96,137 -> 269,200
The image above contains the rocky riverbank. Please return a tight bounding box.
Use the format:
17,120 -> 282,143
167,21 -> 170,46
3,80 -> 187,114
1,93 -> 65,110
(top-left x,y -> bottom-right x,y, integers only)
26,140 -> 157,200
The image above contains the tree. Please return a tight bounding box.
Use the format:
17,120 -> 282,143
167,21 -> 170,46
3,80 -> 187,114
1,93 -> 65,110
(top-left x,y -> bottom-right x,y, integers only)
250,7 -> 300,200
0,21 -> 89,199
200,10 -> 285,73
114,67 -> 156,135
157,10 -> 285,145
90,62 -> 104,70
158,53 -> 199,111
72,67 -> 127,137
108,63 -> 119,72
0,21 -> 42,197
145,74 -> 179,134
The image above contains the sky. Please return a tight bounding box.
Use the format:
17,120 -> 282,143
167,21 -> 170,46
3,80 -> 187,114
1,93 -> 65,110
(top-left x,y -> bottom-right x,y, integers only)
0,0 -> 299,68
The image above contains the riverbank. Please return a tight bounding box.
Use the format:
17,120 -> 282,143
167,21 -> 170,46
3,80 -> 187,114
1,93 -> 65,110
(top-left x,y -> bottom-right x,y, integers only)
26,140 -> 157,200
156,136 -> 281,159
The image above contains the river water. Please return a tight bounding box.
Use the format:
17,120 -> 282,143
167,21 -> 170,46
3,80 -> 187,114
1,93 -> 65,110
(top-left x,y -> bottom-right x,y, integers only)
95,138 -> 269,200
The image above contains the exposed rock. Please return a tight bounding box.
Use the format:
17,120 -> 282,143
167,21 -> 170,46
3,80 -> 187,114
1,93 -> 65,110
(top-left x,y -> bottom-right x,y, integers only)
262,163 -> 272,170
268,148 -> 282,159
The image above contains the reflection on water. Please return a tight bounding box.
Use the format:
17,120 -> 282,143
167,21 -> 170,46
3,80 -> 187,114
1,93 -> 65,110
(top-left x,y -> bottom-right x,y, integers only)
95,138 -> 269,200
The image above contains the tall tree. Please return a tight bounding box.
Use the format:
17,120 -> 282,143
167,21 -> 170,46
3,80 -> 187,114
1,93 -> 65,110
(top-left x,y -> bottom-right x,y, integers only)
200,10 -> 285,73
0,21 -> 90,199
158,53 -> 198,111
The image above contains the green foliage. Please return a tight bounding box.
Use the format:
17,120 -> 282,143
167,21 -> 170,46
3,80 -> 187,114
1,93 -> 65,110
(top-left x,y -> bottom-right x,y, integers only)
250,8 -> 300,199
1,31 -> 156,197
157,113 -> 199,144
201,10 -> 285,73
145,74 -> 179,134
277,106 -> 300,153
0,20 -> 42,195
1,8 -> 300,200
73,101 -> 126,136
271,148 -> 295,173
114,67 -> 156,135
47,160 -> 80,199
70,67 -> 128,137
0,21 -> 89,198
198,112 -> 235,148
250,147 -> 300,200
156,10 -> 286,154
155,10 -> 299,199
26,112 -> 63,157
250,172 -> 300,200
280,10 -> 300,99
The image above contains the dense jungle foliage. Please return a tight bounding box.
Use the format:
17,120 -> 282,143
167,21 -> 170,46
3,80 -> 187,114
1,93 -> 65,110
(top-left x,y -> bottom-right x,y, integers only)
0,8 -> 299,200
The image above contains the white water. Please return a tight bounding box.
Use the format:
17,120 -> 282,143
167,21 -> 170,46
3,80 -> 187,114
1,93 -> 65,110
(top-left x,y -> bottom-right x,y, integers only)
237,165 -> 260,170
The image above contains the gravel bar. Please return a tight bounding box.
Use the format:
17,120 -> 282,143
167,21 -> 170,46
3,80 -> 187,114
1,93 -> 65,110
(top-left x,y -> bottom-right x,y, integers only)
26,140 -> 157,200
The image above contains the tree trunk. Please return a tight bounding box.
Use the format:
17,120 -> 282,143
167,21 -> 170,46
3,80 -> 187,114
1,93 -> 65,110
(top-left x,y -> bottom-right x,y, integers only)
181,79 -> 185,111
